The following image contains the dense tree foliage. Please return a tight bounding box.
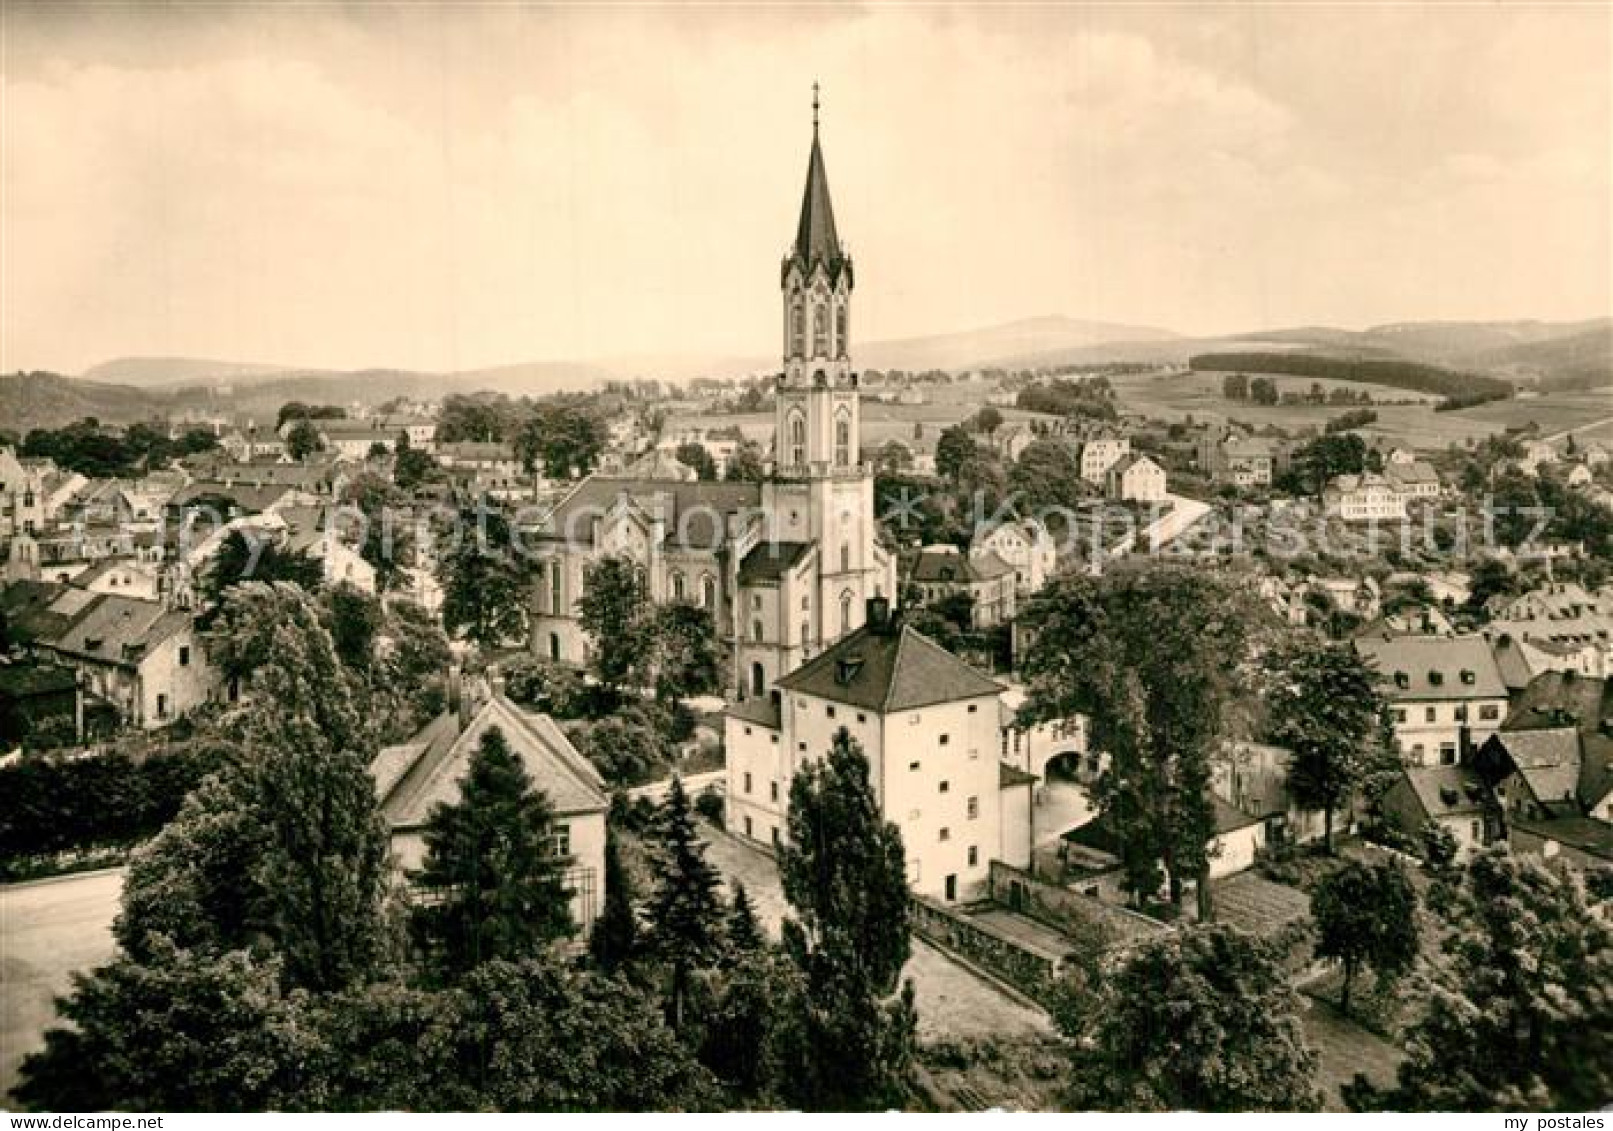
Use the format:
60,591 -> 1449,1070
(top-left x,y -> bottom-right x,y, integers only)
285,418 -> 325,461
1019,565 -> 1253,908
437,501 -> 535,649
675,441 -> 718,480
1262,638 -> 1391,851
18,417 -> 218,477
724,439 -> 767,482
1188,352 -> 1511,406
578,554 -> 649,694
1311,860 -> 1420,1017
1347,849 -> 1612,1111
201,528 -> 324,609
1062,923 -> 1321,1111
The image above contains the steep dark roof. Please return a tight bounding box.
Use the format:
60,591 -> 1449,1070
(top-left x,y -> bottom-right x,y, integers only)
1355,634 -> 1507,702
1399,764 -> 1488,818
1512,815 -> 1613,860
775,622 -> 1002,713
0,580 -> 71,644
533,476 -> 763,551
1505,672 -> 1609,733
738,541 -> 814,585
785,131 -> 851,286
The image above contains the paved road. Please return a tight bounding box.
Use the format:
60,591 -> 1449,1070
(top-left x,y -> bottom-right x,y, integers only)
1542,412 -> 1613,445
1107,493 -> 1212,559
1,868 -> 123,1098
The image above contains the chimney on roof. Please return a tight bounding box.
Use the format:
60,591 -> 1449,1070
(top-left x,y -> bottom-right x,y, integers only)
866,595 -> 892,635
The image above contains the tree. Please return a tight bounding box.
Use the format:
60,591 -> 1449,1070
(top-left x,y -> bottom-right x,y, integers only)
437,501 -> 533,650
1063,923 -> 1321,1111
286,418 -> 324,461
725,883 -> 765,956
202,528 -> 323,608
1348,849 -> 1612,1111
1249,376 -> 1280,405
934,425 -> 978,482
578,554 -> 648,695
409,725 -> 576,980
776,728 -> 917,1110
322,582 -> 383,673
644,777 -> 726,1032
338,472 -> 411,592
645,602 -> 722,701
1311,860 -> 1420,1017
873,440 -> 914,474
974,406 -> 1003,434
589,831 -> 640,974
13,942 -> 316,1112
1019,566 -> 1252,908
277,401 -> 344,431
1420,819 -> 1459,874
394,443 -> 438,491
1287,432 -> 1369,495
239,602 -> 391,993
675,442 -> 717,481
1223,372 -> 1250,400
725,440 -> 767,483
1009,438 -> 1086,512
1263,638 -> 1387,852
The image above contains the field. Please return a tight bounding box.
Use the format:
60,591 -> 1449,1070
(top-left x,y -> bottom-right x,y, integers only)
1111,369 -> 1613,452
666,399 -> 1060,453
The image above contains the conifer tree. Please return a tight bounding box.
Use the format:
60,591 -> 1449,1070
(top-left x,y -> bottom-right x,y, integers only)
776,728 -> 918,1110
589,830 -> 640,974
725,882 -> 766,956
644,776 -> 726,1031
410,725 -> 576,980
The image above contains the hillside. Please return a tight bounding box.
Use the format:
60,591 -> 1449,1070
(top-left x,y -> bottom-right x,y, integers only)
81,356 -> 299,388
0,372 -> 171,434
853,315 -> 1178,373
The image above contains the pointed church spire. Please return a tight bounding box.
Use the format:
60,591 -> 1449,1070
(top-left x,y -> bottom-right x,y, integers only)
792,85 -> 844,274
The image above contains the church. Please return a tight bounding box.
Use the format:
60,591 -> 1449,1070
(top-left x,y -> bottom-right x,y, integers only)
526,100 -> 896,698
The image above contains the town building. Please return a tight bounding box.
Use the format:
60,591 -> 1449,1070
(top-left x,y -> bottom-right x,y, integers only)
1356,633 -> 1508,764
525,107 -> 895,696
970,517 -> 1057,596
909,544 -> 1016,628
724,600 -> 1029,902
1104,453 -> 1168,503
1079,436 -> 1130,485
372,690 -> 609,932
1380,764 -> 1492,861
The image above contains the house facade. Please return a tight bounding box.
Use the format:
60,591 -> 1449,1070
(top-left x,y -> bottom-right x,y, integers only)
725,603 -> 1030,903
1356,634 -> 1508,764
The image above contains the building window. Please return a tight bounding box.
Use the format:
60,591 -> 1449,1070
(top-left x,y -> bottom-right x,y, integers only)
701,574 -> 717,608
178,645 -> 190,667
549,633 -> 561,662
967,796 -> 979,819
1394,708 -> 1407,724
1439,744 -> 1456,765
910,761 -> 921,772
753,620 -> 764,642
939,781 -> 950,794
671,571 -> 685,601
744,772 -> 753,794
835,412 -> 851,467
791,303 -> 805,357
938,828 -> 951,843
770,781 -> 779,802
788,412 -> 806,467
837,305 -> 848,352
968,846 -> 979,867
745,816 -> 754,838
156,693 -> 168,719
814,303 -> 829,354
771,827 -> 781,848
1479,704 -> 1500,721
551,824 -> 571,857
939,734 -> 950,746
550,562 -> 563,614
840,591 -> 853,634
751,663 -> 765,697
967,704 -> 977,714
1425,707 -> 1437,723
826,706 -> 836,718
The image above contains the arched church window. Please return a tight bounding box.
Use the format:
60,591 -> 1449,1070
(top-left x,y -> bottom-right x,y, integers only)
788,412 -> 806,467
840,590 -> 854,635
841,544 -> 850,572
834,410 -> 851,467
813,303 -> 829,356
837,306 -> 848,355
701,573 -> 717,608
751,662 -> 766,697
671,571 -> 685,601
549,633 -> 561,662
791,303 -> 805,358
550,561 -> 563,614
752,619 -> 764,642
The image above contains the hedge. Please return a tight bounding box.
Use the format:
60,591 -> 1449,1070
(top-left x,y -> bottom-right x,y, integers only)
0,740 -> 229,878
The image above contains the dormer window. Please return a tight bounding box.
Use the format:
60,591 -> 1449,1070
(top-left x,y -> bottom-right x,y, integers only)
1428,671 -> 1444,687
836,655 -> 864,685
1394,672 -> 1409,688
1459,669 -> 1475,685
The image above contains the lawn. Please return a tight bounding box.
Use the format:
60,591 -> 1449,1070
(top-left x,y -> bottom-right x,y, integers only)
1300,995 -> 1406,1110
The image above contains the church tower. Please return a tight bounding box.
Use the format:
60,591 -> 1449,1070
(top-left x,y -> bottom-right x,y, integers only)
755,86 -> 890,673
775,84 -> 859,478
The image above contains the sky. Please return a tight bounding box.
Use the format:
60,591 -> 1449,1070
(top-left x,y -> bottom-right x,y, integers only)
3,3 -> 1610,376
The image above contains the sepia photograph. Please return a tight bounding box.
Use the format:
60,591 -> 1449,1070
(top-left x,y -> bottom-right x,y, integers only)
1,1 -> 1609,1117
